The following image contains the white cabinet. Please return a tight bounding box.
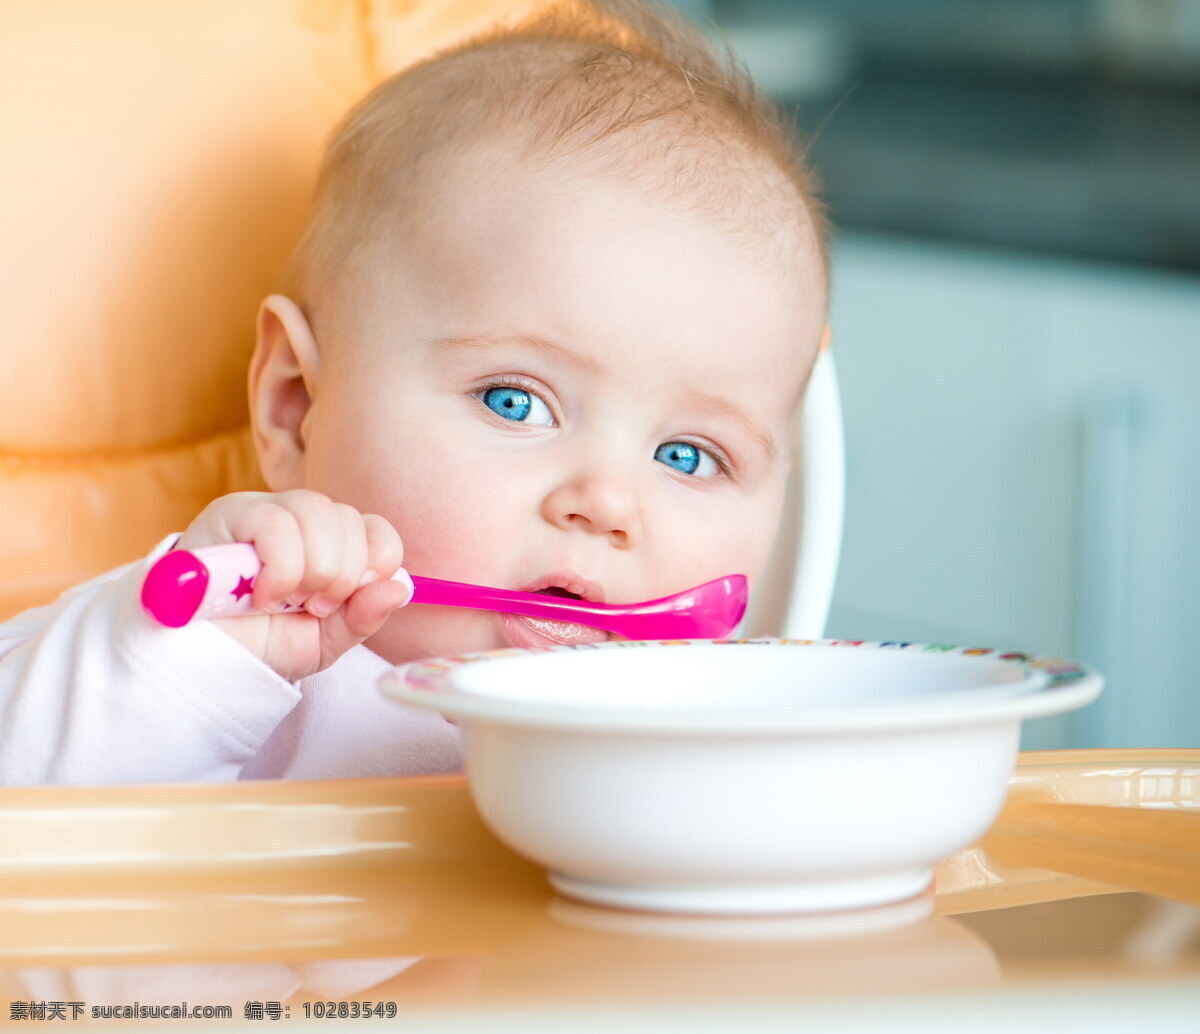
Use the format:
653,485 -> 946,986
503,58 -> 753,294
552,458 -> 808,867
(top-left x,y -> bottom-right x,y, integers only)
826,233 -> 1200,748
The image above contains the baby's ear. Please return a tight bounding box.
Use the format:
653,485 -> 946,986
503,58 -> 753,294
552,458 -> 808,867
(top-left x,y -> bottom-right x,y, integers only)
248,294 -> 321,490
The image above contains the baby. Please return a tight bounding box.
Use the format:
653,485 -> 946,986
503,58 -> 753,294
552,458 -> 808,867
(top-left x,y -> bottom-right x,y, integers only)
0,0 -> 828,784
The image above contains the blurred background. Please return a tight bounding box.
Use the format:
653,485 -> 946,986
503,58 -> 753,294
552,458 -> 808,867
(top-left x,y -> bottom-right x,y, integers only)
677,0 -> 1199,749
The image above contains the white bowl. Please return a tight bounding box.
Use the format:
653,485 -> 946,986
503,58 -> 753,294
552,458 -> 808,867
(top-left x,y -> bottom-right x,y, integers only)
380,639 -> 1102,916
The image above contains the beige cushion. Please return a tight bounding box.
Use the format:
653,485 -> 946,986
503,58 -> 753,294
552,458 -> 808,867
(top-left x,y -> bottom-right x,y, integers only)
0,0 -> 528,619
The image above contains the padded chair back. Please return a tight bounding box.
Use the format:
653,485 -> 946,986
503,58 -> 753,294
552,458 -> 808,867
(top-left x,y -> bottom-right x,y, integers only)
0,0 -> 528,619
743,351 -> 844,639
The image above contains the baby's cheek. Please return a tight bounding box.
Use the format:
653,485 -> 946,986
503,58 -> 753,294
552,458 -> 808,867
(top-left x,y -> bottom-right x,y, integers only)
403,514 -> 497,581
324,429 -> 487,566
662,492 -> 783,590
381,452 -> 518,581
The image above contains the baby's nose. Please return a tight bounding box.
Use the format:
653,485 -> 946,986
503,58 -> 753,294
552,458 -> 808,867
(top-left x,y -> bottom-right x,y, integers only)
541,471 -> 642,548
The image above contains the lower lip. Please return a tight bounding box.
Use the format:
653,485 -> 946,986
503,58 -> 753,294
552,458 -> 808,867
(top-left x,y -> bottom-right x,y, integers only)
499,611 -> 610,648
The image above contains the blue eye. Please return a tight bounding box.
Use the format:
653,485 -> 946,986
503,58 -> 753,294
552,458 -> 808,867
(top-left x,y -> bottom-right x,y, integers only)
655,441 -> 720,478
482,385 -> 554,425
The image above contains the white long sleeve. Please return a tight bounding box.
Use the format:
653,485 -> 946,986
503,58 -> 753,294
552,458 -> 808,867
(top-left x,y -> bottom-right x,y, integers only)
0,539 -> 302,784
0,541 -> 462,785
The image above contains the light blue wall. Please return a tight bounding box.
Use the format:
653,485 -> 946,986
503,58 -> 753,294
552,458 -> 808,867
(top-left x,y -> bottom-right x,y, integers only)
825,233 -> 1200,749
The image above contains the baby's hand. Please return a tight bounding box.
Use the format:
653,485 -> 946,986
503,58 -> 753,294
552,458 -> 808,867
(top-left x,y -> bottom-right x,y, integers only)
175,491 -> 409,681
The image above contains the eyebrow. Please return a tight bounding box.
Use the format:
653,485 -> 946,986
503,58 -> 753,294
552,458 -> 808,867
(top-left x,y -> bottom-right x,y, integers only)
682,389 -> 779,463
429,332 -> 604,375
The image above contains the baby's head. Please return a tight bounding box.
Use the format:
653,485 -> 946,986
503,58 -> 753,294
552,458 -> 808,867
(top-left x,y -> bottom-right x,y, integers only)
249,0 -> 829,664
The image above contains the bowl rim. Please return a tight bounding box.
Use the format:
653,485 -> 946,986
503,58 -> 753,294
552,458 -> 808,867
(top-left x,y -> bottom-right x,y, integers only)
379,639 -> 1103,735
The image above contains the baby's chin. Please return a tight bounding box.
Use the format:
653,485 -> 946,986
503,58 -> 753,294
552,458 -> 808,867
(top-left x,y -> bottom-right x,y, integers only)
364,603 -> 617,666
365,606 -> 503,667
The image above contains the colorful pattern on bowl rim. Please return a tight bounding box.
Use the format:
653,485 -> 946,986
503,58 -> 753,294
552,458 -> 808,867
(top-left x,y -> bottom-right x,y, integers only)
399,638 -> 1089,692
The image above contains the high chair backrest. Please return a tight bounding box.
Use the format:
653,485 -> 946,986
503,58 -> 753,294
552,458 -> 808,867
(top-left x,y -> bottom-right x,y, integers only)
0,0 -> 530,620
0,0 -> 843,634
743,350 -> 844,640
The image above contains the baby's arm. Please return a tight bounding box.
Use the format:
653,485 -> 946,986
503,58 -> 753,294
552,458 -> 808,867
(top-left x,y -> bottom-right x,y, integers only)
0,491 -> 409,785
0,544 -> 302,784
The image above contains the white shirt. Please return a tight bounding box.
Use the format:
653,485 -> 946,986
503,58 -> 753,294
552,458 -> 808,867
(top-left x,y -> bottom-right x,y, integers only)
0,539 -> 463,785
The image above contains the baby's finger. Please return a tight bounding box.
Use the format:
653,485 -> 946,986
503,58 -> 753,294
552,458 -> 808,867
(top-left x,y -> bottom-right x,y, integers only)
275,490 -> 347,603
317,578 -> 412,664
361,513 -> 405,584
304,504 -> 369,619
225,503 -> 306,613
182,491 -> 272,550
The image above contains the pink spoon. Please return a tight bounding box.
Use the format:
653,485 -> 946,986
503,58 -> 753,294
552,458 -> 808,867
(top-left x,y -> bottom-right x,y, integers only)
140,543 -> 748,640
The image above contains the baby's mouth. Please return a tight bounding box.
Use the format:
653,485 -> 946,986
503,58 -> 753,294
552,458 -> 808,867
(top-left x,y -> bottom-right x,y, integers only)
533,586 -> 582,601
518,585 -> 610,645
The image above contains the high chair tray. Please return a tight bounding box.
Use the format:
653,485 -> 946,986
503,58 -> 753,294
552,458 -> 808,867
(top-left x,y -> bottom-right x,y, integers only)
0,751 -> 1196,968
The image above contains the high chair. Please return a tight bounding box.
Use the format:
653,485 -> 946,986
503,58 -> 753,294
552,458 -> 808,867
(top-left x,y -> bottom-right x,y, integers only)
0,0 -> 843,637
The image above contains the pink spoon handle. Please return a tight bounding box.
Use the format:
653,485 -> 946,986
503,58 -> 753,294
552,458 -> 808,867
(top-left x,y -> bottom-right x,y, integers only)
141,543 -> 747,639
137,543 -> 412,627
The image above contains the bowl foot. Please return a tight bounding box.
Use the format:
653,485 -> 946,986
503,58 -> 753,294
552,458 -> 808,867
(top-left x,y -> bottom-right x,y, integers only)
548,867 -> 934,917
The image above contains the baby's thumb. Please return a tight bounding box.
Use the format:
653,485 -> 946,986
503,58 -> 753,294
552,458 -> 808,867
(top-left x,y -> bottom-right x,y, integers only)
320,577 -> 413,660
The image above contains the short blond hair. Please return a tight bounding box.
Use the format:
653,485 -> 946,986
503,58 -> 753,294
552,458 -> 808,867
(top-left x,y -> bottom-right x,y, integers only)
285,0 -> 829,301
